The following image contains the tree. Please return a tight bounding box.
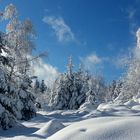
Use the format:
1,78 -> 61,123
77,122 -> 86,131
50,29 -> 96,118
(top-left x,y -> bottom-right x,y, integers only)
0,31 -> 36,121
0,33 -> 16,130
40,80 -> 47,93
34,78 -> 40,93
49,57 -> 107,110
2,4 -> 35,81
107,80 -> 123,101
116,57 -> 140,102
49,57 -> 87,110
115,28 -> 140,102
0,3 -> 37,129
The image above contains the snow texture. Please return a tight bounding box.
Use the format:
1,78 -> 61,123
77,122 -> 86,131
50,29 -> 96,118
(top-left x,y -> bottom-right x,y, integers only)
1,99 -> 140,140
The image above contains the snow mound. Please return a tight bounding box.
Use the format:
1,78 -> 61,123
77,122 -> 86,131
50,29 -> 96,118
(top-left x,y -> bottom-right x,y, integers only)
124,99 -> 140,107
47,117 -> 140,140
97,103 -> 131,112
131,105 -> 140,111
79,101 -> 97,112
33,119 -> 65,137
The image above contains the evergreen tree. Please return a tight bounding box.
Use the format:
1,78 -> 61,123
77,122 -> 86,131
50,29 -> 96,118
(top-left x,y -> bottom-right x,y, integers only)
113,80 -> 123,101
50,57 -> 83,109
116,57 -> 140,102
86,76 -> 106,105
108,80 -> 123,101
0,4 -> 37,129
40,80 -> 47,93
0,33 -> 16,130
49,57 -> 106,110
34,78 -> 40,93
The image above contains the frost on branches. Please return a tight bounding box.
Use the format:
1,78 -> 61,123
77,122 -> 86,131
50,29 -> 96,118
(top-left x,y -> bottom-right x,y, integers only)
49,57 -> 107,110
0,4 -> 37,130
115,28 -> 140,103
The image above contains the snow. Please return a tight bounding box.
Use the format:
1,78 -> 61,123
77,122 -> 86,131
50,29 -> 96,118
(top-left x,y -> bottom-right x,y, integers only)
33,119 -> 65,138
1,99 -> 140,140
48,117 -> 140,140
79,101 -> 97,112
131,105 -> 140,111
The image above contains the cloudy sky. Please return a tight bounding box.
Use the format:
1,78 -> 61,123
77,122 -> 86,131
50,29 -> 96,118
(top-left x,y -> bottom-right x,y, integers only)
1,0 -> 140,83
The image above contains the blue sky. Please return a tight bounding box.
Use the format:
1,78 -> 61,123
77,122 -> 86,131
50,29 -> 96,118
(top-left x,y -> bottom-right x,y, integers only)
1,0 -> 140,83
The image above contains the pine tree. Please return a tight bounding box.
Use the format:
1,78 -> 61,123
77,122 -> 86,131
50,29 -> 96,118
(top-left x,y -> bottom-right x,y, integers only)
113,80 -> 123,101
108,80 -> 118,101
49,57 -> 106,110
0,33 -> 16,129
40,80 -> 47,93
84,76 -> 106,105
34,79 -> 40,93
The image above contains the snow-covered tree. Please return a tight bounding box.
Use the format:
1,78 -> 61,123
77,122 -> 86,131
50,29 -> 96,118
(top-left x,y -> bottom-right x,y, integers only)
34,78 -> 40,93
87,76 -> 106,103
33,78 -> 49,108
0,32 -> 36,122
116,57 -> 140,102
115,28 -> 140,102
49,57 -> 107,110
0,33 -> 16,130
2,4 -> 35,81
0,4 -> 37,129
40,80 -> 47,93
49,57 -> 88,109
108,80 -> 123,101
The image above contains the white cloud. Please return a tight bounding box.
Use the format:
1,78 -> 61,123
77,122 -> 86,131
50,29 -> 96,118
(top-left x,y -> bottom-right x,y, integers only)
80,53 -> 102,70
43,16 -> 75,42
32,58 -> 59,87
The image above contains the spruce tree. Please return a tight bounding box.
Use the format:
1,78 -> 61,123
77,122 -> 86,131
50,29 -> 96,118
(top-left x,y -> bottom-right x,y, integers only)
40,80 -> 47,93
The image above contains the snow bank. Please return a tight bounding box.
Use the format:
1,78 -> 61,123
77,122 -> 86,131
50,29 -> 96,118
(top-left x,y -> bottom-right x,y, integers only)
79,101 -> 97,112
33,119 -> 65,137
97,103 -> 131,112
3,98 -> 140,140
124,99 -> 140,107
47,117 -> 140,140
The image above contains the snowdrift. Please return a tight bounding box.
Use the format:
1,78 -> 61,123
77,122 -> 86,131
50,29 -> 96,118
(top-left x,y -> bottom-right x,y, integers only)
33,119 -> 65,137
2,99 -> 140,140
48,116 -> 140,140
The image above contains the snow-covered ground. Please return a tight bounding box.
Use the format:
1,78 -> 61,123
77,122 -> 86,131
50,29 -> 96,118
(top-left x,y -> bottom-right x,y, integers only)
1,99 -> 140,140
48,117 -> 140,140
